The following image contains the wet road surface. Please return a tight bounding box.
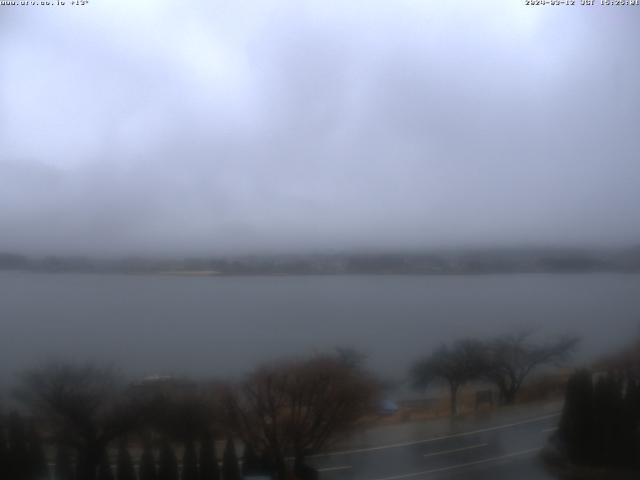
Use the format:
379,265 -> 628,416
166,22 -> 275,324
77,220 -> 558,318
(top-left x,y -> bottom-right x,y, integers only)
309,409 -> 560,480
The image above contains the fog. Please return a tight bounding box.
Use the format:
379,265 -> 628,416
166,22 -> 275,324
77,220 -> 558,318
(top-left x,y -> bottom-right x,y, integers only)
1,1 -> 639,255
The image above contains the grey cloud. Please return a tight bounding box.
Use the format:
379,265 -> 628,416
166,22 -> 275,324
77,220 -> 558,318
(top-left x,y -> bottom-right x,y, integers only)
1,1 -> 639,255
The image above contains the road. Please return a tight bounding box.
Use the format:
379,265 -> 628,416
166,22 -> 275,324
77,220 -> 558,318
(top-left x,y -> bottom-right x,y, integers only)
309,406 -> 561,480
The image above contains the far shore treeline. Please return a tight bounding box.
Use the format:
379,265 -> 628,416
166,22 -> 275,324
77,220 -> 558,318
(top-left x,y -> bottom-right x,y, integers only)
1,246 -> 640,276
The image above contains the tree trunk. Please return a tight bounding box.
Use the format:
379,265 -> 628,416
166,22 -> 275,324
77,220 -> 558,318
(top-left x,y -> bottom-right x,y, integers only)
502,388 -> 517,405
498,381 -> 518,405
294,454 -> 318,480
273,454 -> 287,480
450,383 -> 459,416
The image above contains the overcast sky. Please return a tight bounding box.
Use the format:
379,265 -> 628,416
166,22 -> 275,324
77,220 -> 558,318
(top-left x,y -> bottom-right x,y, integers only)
1,1 -> 639,255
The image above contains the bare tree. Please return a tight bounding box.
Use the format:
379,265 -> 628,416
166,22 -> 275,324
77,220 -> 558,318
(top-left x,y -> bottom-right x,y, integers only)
594,335 -> 640,377
147,380 -> 222,443
335,347 -> 367,369
483,332 -> 579,404
16,362 -> 146,480
411,340 -> 487,416
226,353 -> 378,477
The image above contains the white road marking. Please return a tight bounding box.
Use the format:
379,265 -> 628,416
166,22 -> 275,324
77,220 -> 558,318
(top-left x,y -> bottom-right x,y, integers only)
423,443 -> 488,458
317,465 -> 352,472
368,447 -> 540,480
310,412 -> 559,458
542,427 -> 557,433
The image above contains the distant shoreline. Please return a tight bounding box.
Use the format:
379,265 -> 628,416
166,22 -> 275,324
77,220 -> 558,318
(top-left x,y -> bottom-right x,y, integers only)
156,270 -> 221,276
2,268 -> 640,278
2,247 -> 639,276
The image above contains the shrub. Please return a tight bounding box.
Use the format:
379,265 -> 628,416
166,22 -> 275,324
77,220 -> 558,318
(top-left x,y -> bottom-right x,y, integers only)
139,440 -> 157,480
182,440 -> 198,480
53,446 -> 74,480
97,448 -> 114,480
222,439 -> 240,480
558,369 -> 640,468
198,433 -> 219,480
157,440 -> 178,480
116,440 -> 136,480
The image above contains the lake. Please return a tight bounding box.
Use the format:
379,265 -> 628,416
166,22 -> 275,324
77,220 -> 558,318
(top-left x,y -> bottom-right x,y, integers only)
1,272 -> 639,386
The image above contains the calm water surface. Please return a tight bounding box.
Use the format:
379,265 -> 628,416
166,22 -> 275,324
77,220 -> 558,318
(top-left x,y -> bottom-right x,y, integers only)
1,272 -> 639,384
